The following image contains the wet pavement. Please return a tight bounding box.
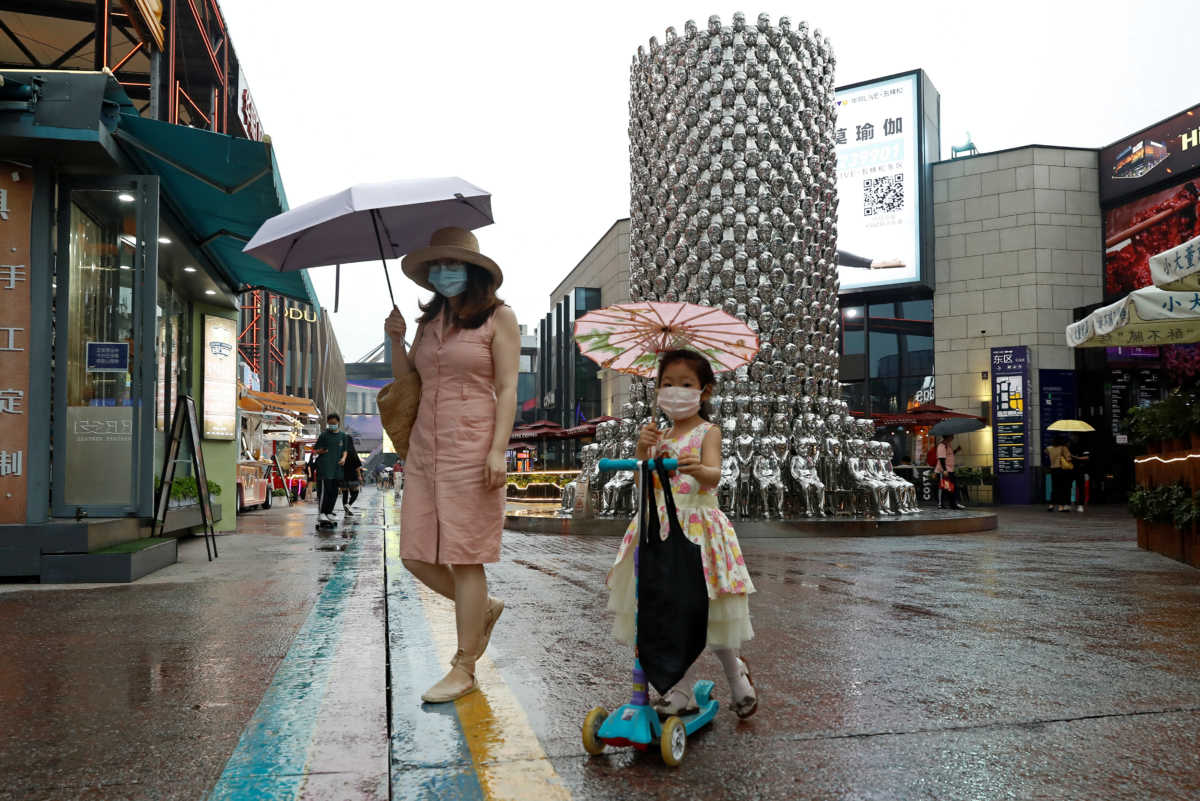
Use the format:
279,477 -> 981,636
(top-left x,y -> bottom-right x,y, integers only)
0,489 -> 1197,800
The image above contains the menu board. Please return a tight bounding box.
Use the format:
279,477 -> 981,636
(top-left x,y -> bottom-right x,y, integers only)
1039,369 -> 1078,458
202,315 -> 237,440
991,346 -> 1031,503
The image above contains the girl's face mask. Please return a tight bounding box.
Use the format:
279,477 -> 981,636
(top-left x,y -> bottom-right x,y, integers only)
428,262 -> 469,297
657,386 -> 702,420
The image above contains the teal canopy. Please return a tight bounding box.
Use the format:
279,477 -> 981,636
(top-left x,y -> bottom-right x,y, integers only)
114,112 -> 320,309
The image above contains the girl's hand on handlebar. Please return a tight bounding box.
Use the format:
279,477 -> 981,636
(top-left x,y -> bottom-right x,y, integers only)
636,421 -> 660,459
676,453 -> 703,476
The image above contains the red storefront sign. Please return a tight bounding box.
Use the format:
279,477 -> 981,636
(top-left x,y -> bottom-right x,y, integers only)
0,167 -> 32,523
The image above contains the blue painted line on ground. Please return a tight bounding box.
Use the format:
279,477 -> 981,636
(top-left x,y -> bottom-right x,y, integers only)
385,528 -> 486,801
206,535 -> 363,801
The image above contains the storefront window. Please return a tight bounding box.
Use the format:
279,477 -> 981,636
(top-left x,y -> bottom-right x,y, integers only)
62,191 -> 139,507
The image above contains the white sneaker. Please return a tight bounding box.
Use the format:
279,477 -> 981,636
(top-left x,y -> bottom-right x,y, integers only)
343,506 -> 355,516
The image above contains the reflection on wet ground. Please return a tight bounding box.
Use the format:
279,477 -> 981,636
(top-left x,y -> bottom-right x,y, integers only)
0,491 -> 1197,800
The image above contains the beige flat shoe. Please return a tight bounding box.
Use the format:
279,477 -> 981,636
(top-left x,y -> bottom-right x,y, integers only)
421,651 -> 478,704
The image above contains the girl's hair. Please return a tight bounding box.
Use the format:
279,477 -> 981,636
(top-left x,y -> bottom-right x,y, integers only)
417,263 -> 502,330
657,349 -> 716,421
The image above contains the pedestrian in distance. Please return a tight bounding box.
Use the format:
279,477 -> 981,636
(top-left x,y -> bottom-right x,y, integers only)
341,435 -> 364,516
607,348 -> 759,719
380,227 -> 520,704
1046,435 -> 1075,513
935,434 -> 964,510
313,413 -> 349,524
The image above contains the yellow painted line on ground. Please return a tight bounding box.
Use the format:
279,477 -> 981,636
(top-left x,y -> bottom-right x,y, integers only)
414,585 -> 573,801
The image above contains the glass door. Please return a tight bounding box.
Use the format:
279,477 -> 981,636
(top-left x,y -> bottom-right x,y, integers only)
53,176 -> 159,518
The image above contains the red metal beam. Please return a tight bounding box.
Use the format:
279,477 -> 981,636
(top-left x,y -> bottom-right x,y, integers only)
183,0 -> 224,82
111,40 -> 143,73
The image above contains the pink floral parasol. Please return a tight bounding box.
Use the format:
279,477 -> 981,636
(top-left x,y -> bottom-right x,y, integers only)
573,301 -> 759,377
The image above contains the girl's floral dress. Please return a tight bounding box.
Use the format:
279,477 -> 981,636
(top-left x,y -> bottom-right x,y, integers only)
606,420 -> 755,649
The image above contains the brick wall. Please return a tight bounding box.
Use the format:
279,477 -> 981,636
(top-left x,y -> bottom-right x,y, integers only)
932,146 -> 1102,467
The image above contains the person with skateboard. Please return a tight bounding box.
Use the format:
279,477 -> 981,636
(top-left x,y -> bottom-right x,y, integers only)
314,413 -> 349,527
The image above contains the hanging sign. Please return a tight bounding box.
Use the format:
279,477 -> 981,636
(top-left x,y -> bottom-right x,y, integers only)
0,167 -> 32,524
991,346 -> 1031,504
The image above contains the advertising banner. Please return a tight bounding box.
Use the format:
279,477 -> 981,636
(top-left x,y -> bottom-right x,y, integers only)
203,315 -> 238,440
0,167 -> 31,523
1103,174 -> 1200,299
834,72 -> 923,292
1099,102 -> 1200,205
991,346 -> 1031,504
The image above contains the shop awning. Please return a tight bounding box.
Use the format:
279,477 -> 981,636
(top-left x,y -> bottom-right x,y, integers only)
239,389 -> 322,420
1067,285 -> 1200,348
869,404 -> 984,428
113,112 -> 321,308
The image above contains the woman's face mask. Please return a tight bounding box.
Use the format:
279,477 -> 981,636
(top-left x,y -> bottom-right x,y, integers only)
657,386 -> 702,420
327,422 -> 339,431
428,262 -> 469,297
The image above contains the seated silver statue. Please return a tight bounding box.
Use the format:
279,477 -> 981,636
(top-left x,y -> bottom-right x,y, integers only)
718,436 -> 740,517
754,437 -> 787,520
789,435 -> 826,517
845,437 -> 895,516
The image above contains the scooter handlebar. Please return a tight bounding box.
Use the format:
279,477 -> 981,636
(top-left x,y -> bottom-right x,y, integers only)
598,458 -> 679,472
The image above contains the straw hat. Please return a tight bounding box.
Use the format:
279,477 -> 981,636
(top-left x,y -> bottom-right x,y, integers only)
401,227 -> 502,291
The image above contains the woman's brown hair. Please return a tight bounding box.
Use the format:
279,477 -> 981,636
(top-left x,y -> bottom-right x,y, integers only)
416,263 -> 502,330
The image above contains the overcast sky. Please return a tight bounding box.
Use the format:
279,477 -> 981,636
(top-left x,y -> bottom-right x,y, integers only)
219,0 -> 1197,362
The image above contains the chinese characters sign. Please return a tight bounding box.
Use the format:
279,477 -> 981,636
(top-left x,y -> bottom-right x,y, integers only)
0,168 -> 32,523
991,346 -> 1032,504
85,341 -> 130,372
834,72 -> 922,292
203,315 -> 237,440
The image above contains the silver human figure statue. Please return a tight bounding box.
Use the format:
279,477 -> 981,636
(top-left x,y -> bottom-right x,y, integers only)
718,436 -> 740,516
753,438 -> 786,520
602,421 -> 637,517
734,433 -> 757,519
845,438 -> 893,516
789,435 -> 826,517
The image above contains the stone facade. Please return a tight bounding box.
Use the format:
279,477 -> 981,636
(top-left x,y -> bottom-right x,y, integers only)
932,146 -> 1102,467
547,219 -> 632,416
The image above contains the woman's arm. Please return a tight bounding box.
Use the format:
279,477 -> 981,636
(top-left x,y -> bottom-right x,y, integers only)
385,309 -> 418,380
484,306 -> 520,489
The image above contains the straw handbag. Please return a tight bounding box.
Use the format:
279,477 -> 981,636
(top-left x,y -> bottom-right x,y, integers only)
377,370 -> 421,459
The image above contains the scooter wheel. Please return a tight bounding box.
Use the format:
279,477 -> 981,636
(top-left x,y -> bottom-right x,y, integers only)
660,716 -> 687,766
582,706 -> 608,755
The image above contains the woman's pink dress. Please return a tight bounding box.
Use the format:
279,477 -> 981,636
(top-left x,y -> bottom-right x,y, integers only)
400,307 -> 505,564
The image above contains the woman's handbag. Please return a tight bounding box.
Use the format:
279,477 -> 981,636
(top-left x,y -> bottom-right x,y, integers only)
376,371 -> 421,459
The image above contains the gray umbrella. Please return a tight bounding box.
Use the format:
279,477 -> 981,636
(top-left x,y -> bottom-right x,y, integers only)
930,417 -> 986,436
242,176 -> 493,308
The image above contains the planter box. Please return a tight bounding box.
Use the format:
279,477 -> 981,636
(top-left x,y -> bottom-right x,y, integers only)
40,538 -> 177,583
1142,521 -> 1184,561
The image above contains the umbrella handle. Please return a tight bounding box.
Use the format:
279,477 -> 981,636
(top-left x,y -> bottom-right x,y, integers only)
370,209 -> 397,307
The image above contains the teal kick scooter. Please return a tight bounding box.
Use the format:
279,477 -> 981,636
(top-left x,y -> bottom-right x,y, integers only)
581,457 -> 719,767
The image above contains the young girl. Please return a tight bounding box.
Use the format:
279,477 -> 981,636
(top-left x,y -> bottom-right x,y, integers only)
605,349 -> 758,719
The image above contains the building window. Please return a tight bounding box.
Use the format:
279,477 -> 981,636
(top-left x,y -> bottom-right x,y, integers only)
840,298 -> 933,414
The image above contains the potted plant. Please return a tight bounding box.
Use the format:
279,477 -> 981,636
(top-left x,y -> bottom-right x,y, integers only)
1126,405 -> 1161,454
1160,391 -> 1192,452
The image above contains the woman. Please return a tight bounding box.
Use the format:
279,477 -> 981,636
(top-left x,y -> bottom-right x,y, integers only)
935,434 -> 964,510
341,435 -> 364,516
1046,435 -> 1074,513
381,227 -> 519,704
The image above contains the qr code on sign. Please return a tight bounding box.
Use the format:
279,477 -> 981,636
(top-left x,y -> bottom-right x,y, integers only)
864,173 -> 903,216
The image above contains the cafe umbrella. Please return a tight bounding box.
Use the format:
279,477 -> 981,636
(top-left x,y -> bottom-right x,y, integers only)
1047,419 -> 1096,432
242,176 -> 493,309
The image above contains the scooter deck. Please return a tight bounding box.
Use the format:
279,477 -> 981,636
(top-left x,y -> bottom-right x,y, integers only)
596,679 -> 718,747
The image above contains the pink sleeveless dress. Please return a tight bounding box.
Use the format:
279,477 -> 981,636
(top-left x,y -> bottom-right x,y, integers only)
606,420 -> 755,649
400,307 -> 505,564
